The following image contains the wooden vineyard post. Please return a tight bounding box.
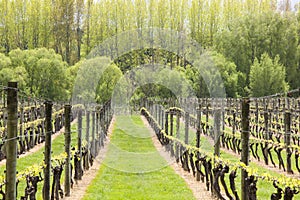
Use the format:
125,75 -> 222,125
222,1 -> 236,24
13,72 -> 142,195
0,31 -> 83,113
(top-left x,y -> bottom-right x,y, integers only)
232,111 -> 236,153
255,99 -> 259,137
241,98 -> 250,200
101,106 -> 105,144
158,105 -> 161,127
99,108 -> 104,147
170,111 -> 174,136
149,100 -> 153,115
30,106 -> 35,148
43,101 -> 52,200
221,99 -> 225,134
206,98 -> 209,130
196,104 -> 201,181
185,112 -> 189,145
196,106 -> 201,149
165,111 -> 169,135
85,110 -> 90,170
176,110 -> 181,162
285,112 -> 292,174
95,107 -> 100,155
170,110 -> 174,156
263,110 -> 269,165
161,107 -> 164,129
183,111 -> 189,171
176,111 -> 181,136
64,104 -> 72,196
19,100 -> 24,154
5,82 -> 18,200
214,109 -> 221,157
155,104 -> 158,121
77,109 -> 83,180
91,111 -> 96,158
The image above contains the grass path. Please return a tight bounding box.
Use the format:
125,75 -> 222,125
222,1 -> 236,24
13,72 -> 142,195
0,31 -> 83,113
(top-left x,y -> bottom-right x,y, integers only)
82,115 -> 196,200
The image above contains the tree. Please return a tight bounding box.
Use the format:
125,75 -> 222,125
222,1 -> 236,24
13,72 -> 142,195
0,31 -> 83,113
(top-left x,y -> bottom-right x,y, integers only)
75,0 -> 84,62
10,0 -> 29,49
72,57 -> 112,103
96,63 -> 122,104
0,0 -> 13,53
0,53 -> 11,69
40,0 -> 52,48
185,51 -> 242,97
215,11 -> 299,90
51,0 -> 75,64
249,53 -> 289,97
83,0 -> 92,56
7,48 -> 69,100
27,0 -> 41,48
0,68 -> 14,86
0,55 -> 27,91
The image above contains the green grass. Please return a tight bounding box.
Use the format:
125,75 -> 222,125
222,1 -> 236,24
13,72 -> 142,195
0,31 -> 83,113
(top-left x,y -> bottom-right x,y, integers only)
83,115 -> 196,200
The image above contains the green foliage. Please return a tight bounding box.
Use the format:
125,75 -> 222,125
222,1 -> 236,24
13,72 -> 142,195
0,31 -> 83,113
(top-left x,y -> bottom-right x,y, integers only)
0,53 -> 11,69
184,64 -> 209,98
96,64 -> 122,104
0,0 -> 299,99
0,68 -> 14,85
73,57 -> 114,103
0,48 -> 69,101
215,11 -> 299,90
207,51 -> 242,97
185,51 -> 242,98
249,53 -> 289,97
112,64 -> 194,108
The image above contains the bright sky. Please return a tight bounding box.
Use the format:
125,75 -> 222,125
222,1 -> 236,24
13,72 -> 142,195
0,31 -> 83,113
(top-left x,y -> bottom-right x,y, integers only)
289,0 -> 300,9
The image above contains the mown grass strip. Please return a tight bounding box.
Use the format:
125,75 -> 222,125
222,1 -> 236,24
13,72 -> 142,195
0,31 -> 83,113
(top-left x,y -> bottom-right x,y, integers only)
83,115 -> 196,200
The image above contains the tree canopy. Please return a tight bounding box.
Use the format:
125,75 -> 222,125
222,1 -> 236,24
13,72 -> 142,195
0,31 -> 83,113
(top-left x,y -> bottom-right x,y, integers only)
249,53 -> 289,97
0,0 -> 299,100
0,48 -> 69,101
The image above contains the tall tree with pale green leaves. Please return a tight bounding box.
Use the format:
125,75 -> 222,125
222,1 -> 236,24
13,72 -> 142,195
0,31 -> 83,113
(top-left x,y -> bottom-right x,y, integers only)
249,53 -> 289,97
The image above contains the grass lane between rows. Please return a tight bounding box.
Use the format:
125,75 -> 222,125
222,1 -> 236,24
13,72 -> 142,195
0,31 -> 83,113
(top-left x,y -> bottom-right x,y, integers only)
83,115 -> 196,200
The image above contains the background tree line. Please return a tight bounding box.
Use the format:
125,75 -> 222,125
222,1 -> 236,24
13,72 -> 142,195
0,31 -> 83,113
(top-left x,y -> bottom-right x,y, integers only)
0,0 -> 299,101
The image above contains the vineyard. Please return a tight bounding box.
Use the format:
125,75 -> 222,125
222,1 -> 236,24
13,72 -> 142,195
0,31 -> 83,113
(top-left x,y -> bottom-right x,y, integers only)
141,95 -> 300,200
0,0 -> 299,199
0,81 -> 300,200
0,82 -> 113,199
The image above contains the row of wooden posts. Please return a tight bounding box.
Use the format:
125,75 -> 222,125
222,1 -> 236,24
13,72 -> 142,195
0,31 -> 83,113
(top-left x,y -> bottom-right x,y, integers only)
147,97 -> 299,173
145,97 -> 297,200
4,82 -> 112,200
4,82 -> 74,200
148,99 -> 250,200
